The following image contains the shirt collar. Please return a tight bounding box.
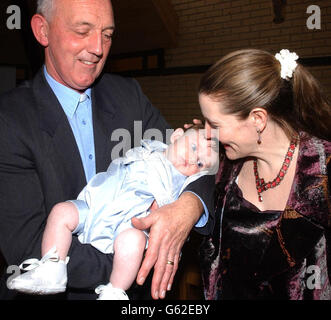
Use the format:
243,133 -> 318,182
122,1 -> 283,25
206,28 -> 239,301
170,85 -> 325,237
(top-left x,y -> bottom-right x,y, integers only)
43,65 -> 91,119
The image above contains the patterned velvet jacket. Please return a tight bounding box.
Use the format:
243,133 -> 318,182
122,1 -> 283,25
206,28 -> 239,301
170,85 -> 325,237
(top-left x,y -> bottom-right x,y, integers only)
200,133 -> 331,300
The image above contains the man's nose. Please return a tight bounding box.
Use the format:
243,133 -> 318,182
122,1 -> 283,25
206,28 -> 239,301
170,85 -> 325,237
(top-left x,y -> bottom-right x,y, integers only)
88,31 -> 103,57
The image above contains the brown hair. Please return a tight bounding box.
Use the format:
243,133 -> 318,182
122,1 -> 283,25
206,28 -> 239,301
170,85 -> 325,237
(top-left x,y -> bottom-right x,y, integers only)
199,49 -> 331,141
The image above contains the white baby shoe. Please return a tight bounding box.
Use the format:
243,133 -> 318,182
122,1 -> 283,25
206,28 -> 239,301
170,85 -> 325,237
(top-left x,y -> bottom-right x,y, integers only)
95,283 -> 129,300
7,246 -> 69,295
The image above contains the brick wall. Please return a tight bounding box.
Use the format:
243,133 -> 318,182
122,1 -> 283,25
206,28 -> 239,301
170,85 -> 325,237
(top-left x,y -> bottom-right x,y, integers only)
167,0 -> 330,66
136,0 -> 331,129
139,74 -> 202,129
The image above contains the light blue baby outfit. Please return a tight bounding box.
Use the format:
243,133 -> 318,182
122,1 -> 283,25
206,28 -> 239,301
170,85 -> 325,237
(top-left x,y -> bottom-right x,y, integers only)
71,140 -> 207,254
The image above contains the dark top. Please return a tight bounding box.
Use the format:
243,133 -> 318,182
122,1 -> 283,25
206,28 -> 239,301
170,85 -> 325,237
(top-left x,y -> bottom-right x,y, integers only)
200,134 -> 331,300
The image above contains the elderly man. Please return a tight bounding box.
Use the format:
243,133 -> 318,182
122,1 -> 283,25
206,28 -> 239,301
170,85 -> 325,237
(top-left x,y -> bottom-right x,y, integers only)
0,0 -> 214,300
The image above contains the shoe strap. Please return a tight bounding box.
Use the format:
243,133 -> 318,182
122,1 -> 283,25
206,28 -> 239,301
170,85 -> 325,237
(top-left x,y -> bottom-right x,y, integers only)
95,283 -> 129,300
19,246 -> 69,271
95,284 -> 111,295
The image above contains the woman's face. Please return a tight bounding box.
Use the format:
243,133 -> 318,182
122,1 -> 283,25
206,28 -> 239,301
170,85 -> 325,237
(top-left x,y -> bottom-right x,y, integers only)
199,93 -> 257,160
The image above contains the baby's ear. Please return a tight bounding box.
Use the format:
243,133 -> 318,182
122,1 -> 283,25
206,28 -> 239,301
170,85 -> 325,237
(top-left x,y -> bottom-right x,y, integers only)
170,128 -> 185,144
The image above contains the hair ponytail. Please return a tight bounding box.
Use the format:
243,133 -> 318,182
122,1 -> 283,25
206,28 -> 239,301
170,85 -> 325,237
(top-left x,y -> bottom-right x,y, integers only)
199,49 -> 331,142
292,64 -> 331,141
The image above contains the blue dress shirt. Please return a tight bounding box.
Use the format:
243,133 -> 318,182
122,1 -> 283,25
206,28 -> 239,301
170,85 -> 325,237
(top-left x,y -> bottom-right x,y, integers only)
44,66 -> 96,182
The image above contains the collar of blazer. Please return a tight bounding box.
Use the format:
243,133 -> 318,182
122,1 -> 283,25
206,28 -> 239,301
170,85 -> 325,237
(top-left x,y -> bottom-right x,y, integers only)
33,68 -> 117,176
34,69 -> 115,137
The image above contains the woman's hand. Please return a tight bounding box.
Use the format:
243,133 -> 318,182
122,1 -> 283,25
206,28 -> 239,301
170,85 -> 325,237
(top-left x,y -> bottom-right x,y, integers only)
132,192 -> 203,299
183,118 -> 203,130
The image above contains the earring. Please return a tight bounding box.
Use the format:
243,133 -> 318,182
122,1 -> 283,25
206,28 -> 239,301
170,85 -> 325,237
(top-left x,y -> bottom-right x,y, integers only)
257,129 -> 262,145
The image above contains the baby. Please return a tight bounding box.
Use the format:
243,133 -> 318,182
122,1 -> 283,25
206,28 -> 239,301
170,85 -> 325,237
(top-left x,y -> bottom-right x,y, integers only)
8,126 -> 218,299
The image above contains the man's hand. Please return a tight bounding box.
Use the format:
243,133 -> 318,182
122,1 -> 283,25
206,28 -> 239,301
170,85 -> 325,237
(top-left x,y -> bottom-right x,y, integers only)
132,192 -> 203,299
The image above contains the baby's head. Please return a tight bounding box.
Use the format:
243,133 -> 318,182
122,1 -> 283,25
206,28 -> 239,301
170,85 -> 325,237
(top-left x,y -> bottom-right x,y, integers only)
165,125 -> 219,176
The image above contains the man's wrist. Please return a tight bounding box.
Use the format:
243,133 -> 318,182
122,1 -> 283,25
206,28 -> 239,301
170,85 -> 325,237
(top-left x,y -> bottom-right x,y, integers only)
178,191 -> 204,224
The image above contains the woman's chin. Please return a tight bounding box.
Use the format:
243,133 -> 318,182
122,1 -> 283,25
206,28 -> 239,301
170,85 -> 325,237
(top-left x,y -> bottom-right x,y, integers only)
224,149 -> 239,160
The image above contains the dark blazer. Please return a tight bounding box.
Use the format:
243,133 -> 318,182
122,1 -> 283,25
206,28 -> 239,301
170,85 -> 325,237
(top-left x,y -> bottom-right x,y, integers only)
0,69 -> 215,299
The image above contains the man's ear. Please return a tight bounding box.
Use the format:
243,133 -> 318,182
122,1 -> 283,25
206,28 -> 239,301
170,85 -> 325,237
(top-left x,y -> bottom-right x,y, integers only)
250,108 -> 268,132
170,128 -> 185,144
31,14 -> 50,47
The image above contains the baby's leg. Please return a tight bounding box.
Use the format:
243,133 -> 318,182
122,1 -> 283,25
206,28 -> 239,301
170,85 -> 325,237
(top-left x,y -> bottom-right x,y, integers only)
7,202 -> 78,294
110,228 -> 147,291
42,202 -> 79,261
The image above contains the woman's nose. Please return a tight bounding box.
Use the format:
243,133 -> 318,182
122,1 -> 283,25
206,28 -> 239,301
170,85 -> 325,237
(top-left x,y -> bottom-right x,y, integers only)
204,123 -> 214,139
205,124 -> 220,141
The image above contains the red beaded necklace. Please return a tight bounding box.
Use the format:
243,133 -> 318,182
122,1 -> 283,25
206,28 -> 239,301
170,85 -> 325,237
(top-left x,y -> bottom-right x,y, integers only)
254,137 -> 298,202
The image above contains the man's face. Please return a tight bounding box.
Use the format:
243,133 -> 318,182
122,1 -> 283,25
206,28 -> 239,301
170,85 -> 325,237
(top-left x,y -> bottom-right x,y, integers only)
44,0 -> 114,92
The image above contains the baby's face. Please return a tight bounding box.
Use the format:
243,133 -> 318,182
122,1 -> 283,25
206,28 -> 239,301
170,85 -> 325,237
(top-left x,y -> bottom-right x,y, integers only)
166,128 -> 219,176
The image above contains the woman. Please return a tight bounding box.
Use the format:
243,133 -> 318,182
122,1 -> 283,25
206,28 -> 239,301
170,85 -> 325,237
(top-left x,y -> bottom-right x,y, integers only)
198,49 -> 331,300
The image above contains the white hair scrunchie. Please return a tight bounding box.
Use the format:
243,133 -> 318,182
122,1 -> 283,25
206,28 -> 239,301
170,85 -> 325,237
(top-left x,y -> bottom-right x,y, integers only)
275,49 -> 299,80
